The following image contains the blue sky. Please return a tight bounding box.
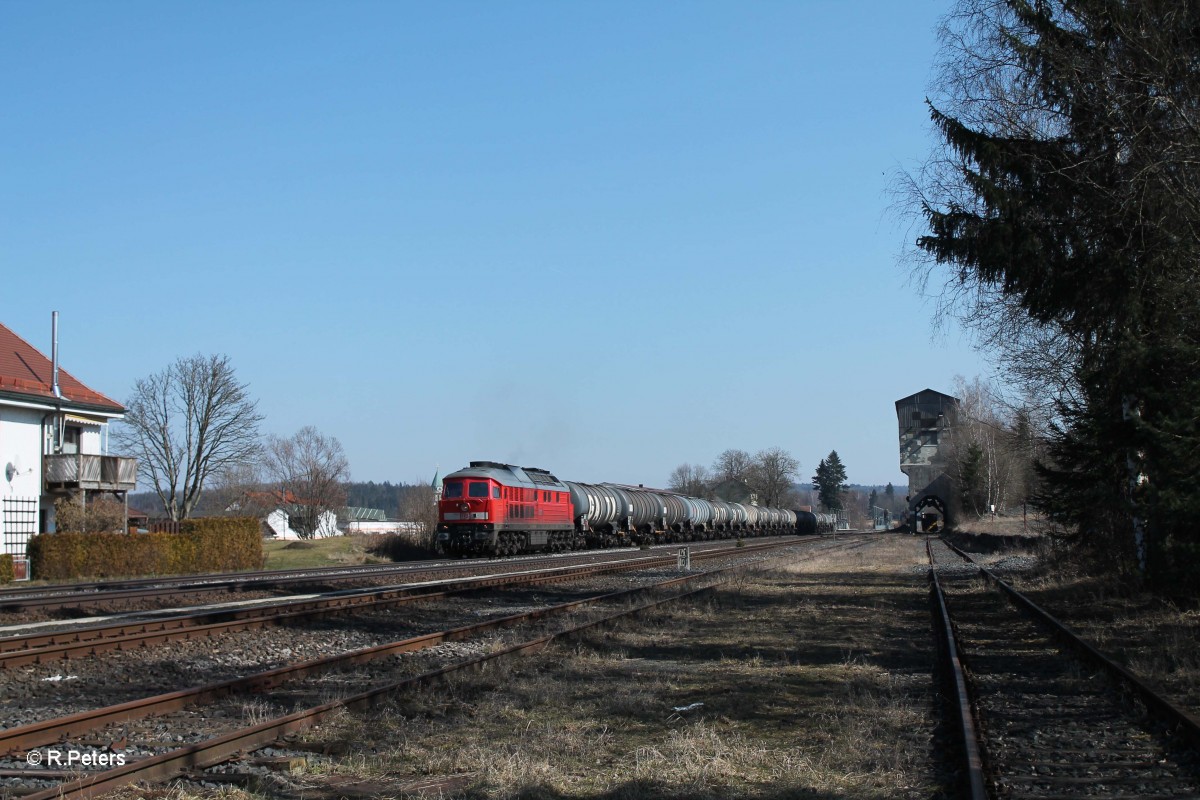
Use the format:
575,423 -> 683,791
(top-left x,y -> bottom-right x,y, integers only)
1,0 -> 984,488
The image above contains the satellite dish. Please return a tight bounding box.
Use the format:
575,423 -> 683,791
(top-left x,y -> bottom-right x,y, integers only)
4,462 -> 15,482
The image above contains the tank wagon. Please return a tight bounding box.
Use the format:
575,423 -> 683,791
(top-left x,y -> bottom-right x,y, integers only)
437,461 -> 818,557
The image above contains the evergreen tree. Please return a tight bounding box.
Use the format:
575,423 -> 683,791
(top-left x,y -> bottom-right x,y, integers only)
812,451 -> 848,512
917,0 -> 1200,589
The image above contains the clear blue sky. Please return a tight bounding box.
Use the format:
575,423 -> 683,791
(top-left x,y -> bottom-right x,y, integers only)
1,0 -> 985,489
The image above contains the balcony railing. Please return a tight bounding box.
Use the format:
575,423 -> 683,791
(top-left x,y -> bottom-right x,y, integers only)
44,454 -> 138,492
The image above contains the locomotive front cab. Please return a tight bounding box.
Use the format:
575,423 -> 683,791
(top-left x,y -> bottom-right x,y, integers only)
437,476 -> 500,554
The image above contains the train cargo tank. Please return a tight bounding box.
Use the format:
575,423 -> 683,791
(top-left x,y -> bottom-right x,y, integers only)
683,496 -> 714,538
565,482 -> 634,547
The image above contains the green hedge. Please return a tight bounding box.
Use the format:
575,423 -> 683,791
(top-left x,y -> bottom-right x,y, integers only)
28,517 -> 263,580
0,554 -> 12,584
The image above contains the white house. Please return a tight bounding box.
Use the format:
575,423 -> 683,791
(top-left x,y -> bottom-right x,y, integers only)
0,316 -> 136,567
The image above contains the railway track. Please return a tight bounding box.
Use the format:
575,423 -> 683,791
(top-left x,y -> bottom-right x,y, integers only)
928,537 -> 1200,798
0,535 -> 798,614
4,534 -> 867,799
0,539 -> 797,668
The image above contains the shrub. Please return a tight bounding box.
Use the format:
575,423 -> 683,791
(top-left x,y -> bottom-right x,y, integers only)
54,496 -> 128,534
28,517 -> 263,580
367,532 -> 436,562
0,555 -> 12,584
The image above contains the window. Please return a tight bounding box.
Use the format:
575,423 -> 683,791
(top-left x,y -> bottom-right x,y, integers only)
469,482 -> 489,498
493,486 -> 501,499
62,426 -> 81,455
444,482 -> 463,498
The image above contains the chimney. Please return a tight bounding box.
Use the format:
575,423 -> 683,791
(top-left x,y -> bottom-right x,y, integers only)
51,311 -> 62,399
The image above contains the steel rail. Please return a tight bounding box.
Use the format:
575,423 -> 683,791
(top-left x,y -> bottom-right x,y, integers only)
940,537 -> 1200,752
925,539 -> 988,800
0,536 -> 792,601
0,549 -> 670,610
0,539 -> 796,667
16,536 -> 852,799
0,536 -> 797,611
0,566 -> 718,754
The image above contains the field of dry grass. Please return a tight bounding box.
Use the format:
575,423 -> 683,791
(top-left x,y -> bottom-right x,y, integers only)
141,535 -> 951,800
1008,567 -> 1200,715
138,534 -> 945,796
945,525 -> 1200,721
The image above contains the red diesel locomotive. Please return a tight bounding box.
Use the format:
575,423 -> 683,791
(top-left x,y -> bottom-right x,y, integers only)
437,461 -> 576,555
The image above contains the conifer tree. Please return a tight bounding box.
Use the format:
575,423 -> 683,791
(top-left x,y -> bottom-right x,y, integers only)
812,451 -> 848,512
917,0 -> 1200,590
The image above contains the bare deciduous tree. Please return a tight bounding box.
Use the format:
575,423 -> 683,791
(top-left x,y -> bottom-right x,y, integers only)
208,461 -> 269,517
667,463 -> 712,498
747,447 -> 800,508
946,375 -> 1045,518
396,482 -> 439,547
115,354 -> 263,520
262,426 -> 350,538
712,449 -> 753,484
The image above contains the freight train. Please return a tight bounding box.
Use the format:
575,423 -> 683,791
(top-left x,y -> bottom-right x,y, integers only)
436,461 -> 831,557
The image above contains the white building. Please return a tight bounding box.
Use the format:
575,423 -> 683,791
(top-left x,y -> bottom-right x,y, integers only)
0,318 -> 135,566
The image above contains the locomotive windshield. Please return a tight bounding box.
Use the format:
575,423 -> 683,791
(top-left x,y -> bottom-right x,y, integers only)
468,482 -> 489,497
443,481 -> 463,498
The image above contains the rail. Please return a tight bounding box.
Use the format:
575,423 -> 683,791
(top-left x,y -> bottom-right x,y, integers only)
14,537 -> 867,798
925,539 -> 988,800
940,536 -> 1200,751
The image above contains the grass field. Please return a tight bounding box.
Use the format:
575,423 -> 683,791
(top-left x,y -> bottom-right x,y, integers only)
260,535 -> 389,571
143,535 -> 951,799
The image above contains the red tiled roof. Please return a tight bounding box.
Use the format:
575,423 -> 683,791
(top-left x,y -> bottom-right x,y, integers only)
243,490 -> 313,506
0,322 -> 124,412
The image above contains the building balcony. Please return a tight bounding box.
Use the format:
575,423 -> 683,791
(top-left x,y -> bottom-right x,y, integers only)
44,453 -> 138,492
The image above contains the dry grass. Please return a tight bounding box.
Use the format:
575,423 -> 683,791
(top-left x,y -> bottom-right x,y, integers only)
952,513 -> 1051,537
280,535 -> 946,799
1009,570 -> 1200,713
261,534 -> 388,570
134,535 -> 951,799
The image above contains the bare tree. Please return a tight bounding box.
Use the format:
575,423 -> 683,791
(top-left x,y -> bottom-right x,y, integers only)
262,426 -> 350,538
114,354 -> 263,520
712,449 -> 753,484
945,375 -> 1046,518
207,461 -> 269,517
667,463 -> 712,498
396,482 -> 439,547
747,447 -> 800,508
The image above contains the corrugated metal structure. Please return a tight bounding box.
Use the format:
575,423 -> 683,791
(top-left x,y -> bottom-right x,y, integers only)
896,388 -> 959,531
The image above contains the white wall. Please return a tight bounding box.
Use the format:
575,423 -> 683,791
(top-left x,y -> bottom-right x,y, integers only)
0,405 -> 45,499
